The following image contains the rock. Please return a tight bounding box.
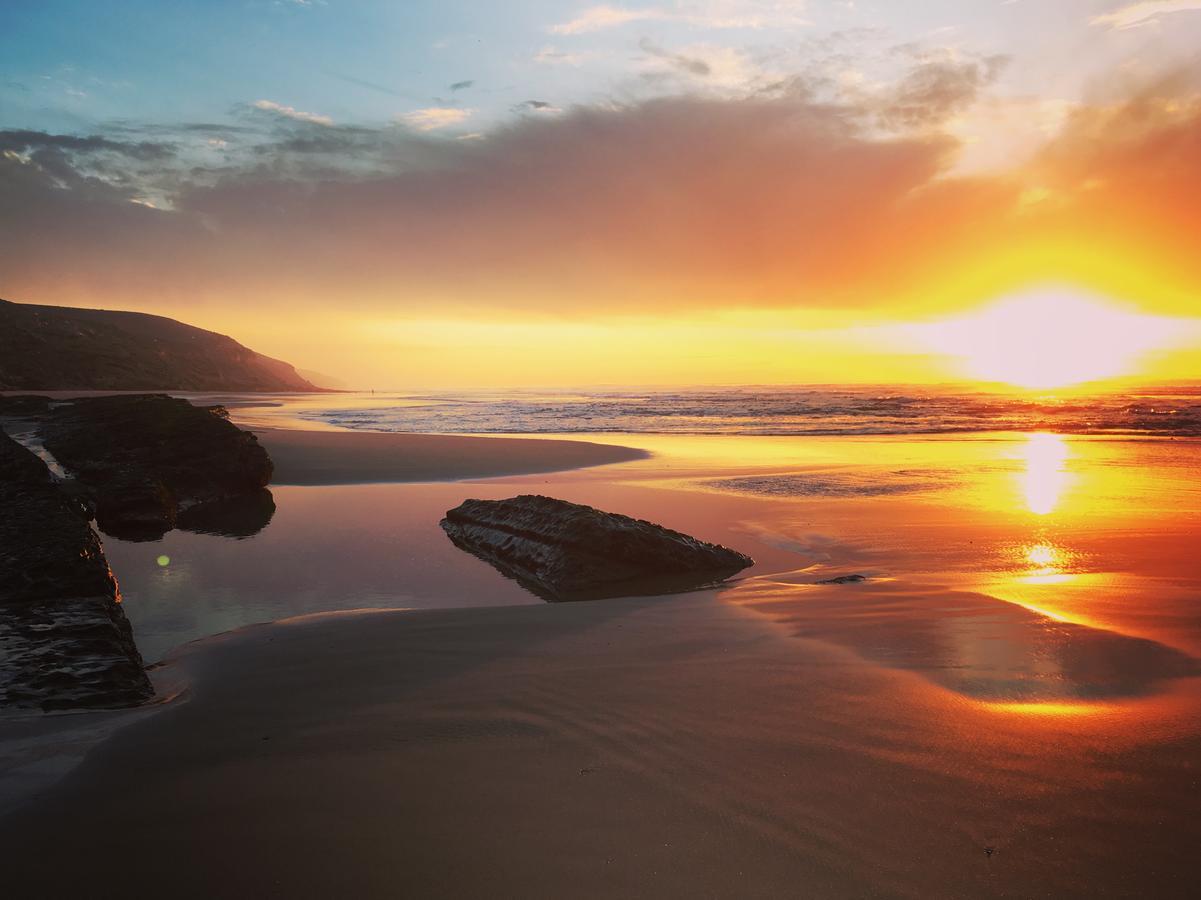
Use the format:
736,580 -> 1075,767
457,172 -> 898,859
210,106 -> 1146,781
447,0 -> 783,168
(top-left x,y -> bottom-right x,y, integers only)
441,494 -> 753,602
93,477 -> 177,542
0,394 -> 52,417
35,394 -> 274,540
0,431 -> 152,710
175,489 -> 276,538
815,574 -> 869,585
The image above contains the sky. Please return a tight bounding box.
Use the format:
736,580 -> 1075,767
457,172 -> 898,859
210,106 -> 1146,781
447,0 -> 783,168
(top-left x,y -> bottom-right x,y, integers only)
2,0 -> 1200,388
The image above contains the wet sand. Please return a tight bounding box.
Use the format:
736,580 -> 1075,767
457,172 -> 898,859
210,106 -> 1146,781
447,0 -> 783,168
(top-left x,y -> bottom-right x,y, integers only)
3,428 -> 1200,897
254,427 -> 649,484
2,596 -> 1199,898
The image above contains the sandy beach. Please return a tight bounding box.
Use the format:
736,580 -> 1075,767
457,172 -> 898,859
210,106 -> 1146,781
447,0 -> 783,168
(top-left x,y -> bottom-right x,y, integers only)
2,421 -> 1200,898
3,593 -> 1199,898
254,426 -> 649,484
7,3 -> 1201,894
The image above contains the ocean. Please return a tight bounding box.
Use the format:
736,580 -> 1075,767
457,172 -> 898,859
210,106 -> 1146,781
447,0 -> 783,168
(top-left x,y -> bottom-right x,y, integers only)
255,385 -> 1201,437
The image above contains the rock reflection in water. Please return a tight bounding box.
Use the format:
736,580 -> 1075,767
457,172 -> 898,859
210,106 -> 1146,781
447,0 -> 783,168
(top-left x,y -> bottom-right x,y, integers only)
176,489 -> 276,538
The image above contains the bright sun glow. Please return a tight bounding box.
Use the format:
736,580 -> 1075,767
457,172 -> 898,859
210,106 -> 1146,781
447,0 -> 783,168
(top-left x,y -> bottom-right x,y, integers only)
1025,543 -> 1059,568
907,288 -> 1188,389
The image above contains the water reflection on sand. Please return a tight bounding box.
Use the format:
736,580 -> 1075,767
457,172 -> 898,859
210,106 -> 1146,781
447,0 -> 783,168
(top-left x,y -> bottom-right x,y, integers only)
483,429 -> 1201,714
673,431 -> 1201,710
108,429 -> 1201,719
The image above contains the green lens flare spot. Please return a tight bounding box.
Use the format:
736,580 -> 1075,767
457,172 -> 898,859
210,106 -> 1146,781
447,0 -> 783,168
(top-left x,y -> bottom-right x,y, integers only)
156,555 -> 171,567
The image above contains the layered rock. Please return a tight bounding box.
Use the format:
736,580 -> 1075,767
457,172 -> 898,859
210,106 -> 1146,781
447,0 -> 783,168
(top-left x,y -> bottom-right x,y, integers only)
441,495 -> 753,602
35,394 -> 274,540
0,432 -> 152,710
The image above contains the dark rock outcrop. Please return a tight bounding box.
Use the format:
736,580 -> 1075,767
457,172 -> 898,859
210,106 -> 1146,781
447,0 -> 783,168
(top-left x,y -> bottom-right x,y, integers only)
35,394 -> 274,541
815,574 -> 869,585
0,297 -> 321,392
441,495 -> 753,602
0,394 -> 52,417
0,431 -> 152,710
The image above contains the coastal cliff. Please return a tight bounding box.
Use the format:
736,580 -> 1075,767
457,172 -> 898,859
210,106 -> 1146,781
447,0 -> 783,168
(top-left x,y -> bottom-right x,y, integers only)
0,298 -> 320,392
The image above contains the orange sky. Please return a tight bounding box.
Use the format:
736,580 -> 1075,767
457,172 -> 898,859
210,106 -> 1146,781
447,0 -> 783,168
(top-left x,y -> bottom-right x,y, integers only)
2,15 -> 1200,389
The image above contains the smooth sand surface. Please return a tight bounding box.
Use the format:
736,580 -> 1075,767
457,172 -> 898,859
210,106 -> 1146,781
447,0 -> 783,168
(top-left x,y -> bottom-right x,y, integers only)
255,427 -> 649,485
4,431 -> 1200,897
2,595 -> 1198,899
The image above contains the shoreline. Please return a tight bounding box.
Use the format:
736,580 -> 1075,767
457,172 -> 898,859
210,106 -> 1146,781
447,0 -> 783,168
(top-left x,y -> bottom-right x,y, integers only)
254,427 -> 650,485
3,413 -> 1200,896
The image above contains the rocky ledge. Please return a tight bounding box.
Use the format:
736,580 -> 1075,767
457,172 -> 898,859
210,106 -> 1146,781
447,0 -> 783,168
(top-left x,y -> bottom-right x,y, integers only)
0,431 -> 152,710
441,495 -> 754,602
9,394 -> 275,540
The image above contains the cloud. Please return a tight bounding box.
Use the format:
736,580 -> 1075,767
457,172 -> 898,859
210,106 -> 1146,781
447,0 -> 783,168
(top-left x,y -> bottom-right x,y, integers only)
513,100 -> 563,114
870,54 -> 1009,130
1091,1 -> 1201,29
0,130 -> 174,161
636,40 -> 772,90
534,46 -> 591,66
449,80 -> 475,91
399,107 -> 473,131
322,70 -> 416,100
639,38 -> 712,77
2,64 -> 1200,333
251,99 -> 333,126
550,2 -> 809,35
550,5 -> 664,34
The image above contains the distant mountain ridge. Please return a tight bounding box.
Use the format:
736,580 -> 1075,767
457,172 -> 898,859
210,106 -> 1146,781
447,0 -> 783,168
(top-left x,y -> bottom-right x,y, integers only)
0,298 -> 322,392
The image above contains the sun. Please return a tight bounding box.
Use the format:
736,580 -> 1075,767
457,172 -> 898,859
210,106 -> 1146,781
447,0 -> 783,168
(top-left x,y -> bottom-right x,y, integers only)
906,287 -> 1188,389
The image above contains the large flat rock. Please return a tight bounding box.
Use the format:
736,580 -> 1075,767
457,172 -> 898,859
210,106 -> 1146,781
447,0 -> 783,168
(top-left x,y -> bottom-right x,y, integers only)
441,494 -> 753,601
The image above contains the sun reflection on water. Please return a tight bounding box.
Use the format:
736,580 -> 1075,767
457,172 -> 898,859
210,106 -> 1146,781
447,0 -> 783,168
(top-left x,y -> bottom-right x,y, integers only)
1024,542 -> 1058,569
984,701 -> 1116,718
1020,432 -> 1071,515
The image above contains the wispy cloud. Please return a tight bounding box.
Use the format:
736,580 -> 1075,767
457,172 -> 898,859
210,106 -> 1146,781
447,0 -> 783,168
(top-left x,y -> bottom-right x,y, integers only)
1091,0 -> 1201,29
513,100 -> 563,114
550,2 -> 809,35
251,99 -> 333,126
634,38 -> 775,90
551,5 -> 663,34
534,46 -> 591,66
323,70 -> 416,100
399,107 -> 473,131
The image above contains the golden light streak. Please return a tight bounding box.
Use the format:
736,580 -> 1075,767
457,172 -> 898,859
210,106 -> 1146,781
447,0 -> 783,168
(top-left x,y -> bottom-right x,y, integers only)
983,701 -> 1116,718
1019,433 -> 1071,516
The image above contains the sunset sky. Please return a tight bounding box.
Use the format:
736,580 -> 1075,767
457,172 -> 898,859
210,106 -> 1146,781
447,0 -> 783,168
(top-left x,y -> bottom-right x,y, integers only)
2,1 -> 1200,388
